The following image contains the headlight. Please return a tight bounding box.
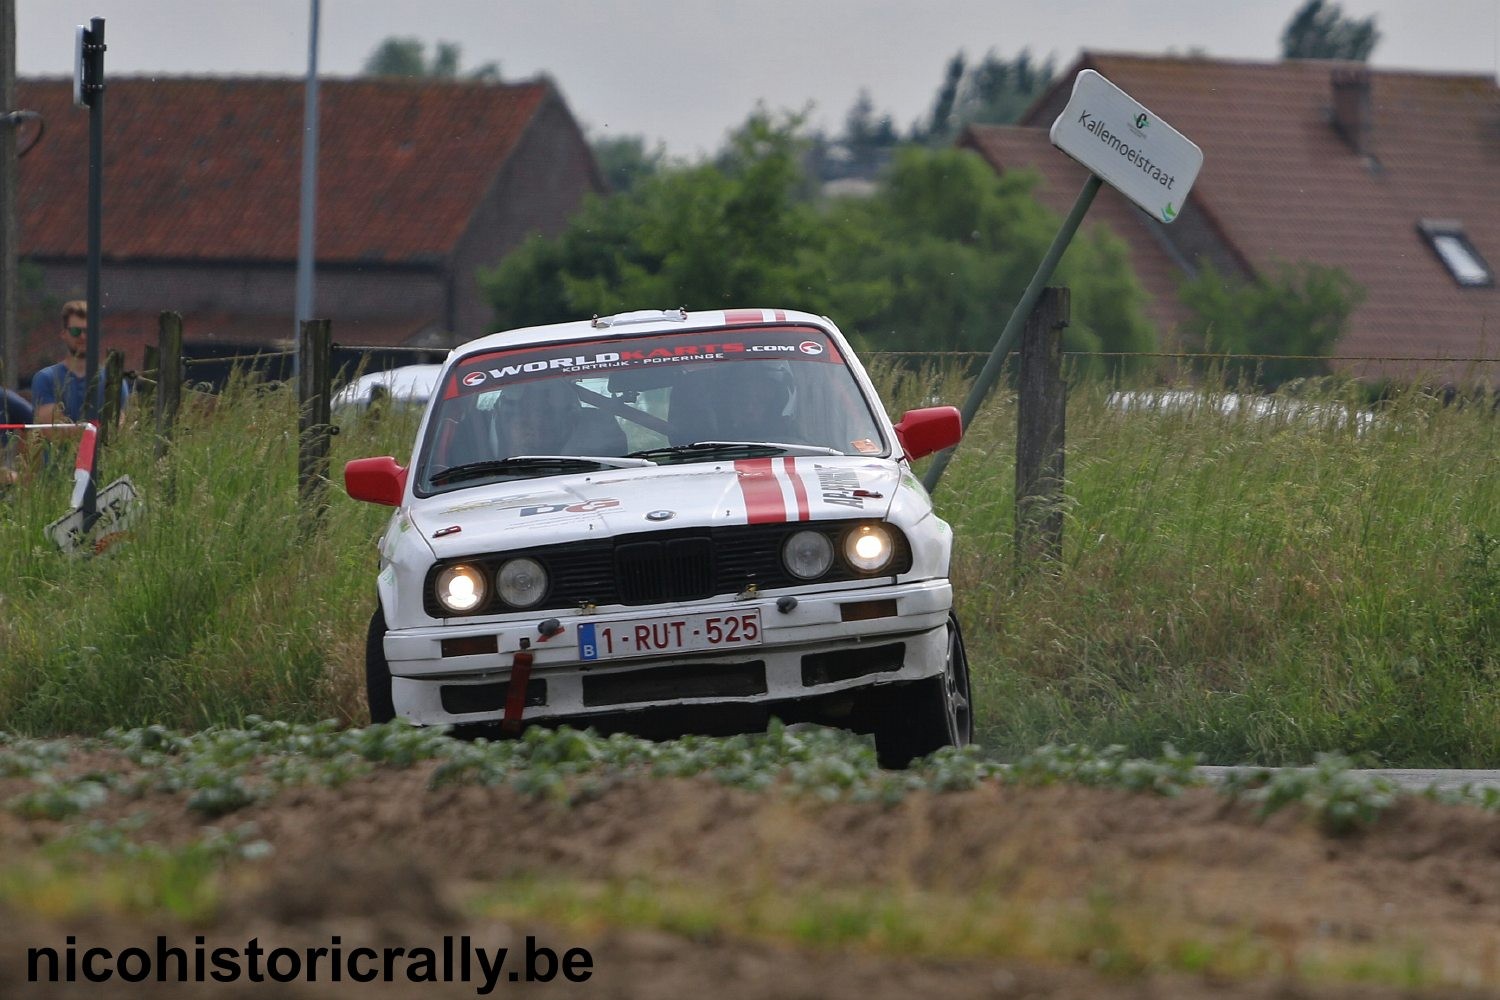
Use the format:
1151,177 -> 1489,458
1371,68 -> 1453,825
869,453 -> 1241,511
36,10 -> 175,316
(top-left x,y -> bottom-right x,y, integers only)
435,564 -> 487,613
843,523 -> 894,573
783,529 -> 835,580
496,557 -> 548,609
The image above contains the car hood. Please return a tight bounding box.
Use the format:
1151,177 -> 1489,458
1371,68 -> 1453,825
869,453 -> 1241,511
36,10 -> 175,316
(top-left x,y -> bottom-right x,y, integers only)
407,455 -> 902,558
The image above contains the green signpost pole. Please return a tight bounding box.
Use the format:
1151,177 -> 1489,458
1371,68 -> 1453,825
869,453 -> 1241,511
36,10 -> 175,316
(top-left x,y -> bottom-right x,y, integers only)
921,173 -> 1103,495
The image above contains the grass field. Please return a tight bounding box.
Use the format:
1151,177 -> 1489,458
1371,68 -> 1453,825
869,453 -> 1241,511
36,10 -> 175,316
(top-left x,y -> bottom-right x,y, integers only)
1,370 -> 1495,766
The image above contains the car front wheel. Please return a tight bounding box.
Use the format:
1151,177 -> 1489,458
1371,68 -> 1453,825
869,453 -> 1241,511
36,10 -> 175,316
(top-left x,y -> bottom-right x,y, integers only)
366,605 -> 396,725
872,612 -> 973,769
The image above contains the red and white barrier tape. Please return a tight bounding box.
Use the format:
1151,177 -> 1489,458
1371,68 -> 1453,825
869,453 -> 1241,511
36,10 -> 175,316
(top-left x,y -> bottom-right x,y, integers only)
0,422 -> 98,508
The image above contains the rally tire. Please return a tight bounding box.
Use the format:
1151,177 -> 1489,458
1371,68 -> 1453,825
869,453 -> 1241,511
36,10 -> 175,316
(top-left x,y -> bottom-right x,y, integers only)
366,605 -> 396,725
872,613 -> 973,769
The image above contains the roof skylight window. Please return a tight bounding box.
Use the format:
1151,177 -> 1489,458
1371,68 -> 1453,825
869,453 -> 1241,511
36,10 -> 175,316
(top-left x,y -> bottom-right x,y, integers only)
1418,220 -> 1493,288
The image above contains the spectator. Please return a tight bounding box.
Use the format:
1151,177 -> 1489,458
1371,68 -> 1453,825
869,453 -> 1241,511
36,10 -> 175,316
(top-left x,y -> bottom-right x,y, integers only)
0,386 -> 32,428
31,300 -> 130,425
1,387 -> 34,487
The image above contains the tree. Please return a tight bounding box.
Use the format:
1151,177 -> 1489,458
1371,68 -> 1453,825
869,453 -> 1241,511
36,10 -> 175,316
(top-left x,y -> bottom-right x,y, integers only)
914,48 -> 1057,147
361,37 -> 500,81
590,134 -> 666,194
822,148 -> 1154,366
826,89 -> 900,180
480,111 -> 832,329
481,119 -> 1156,370
1178,260 -> 1364,386
919,53 -> 967,143
1280,1 -> 1380,61
955,49 -> 1056,128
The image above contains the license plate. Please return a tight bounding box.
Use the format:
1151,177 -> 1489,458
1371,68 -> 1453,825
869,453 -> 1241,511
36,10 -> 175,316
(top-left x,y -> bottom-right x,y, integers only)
577,611 -> 762,662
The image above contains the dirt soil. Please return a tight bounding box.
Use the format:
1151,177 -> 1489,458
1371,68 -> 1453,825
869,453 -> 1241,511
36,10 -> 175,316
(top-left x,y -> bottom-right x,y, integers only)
3,751 -> 1500,998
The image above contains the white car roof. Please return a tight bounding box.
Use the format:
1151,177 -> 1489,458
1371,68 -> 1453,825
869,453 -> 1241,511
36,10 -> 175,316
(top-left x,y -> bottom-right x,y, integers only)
452,308 -> 836,361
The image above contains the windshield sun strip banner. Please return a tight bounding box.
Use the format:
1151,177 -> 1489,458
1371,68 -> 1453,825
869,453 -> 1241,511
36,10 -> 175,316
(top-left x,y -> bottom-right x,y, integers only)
444,327 -> 844,399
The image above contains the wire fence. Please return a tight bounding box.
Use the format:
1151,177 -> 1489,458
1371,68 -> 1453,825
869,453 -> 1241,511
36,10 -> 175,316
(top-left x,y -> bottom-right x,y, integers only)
867,350 -> 1500,364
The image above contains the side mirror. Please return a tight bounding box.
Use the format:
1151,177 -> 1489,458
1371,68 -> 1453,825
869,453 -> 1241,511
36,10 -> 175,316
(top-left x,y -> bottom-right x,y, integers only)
893,406 -> 962,461
345,456 -> 407,506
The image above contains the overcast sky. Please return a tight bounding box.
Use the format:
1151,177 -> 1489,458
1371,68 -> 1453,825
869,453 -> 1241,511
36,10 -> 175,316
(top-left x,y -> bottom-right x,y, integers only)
15,1 -> 1500,156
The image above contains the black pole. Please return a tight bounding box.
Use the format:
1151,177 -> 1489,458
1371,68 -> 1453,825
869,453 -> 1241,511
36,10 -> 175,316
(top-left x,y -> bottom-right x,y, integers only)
83,17 -> 104,426
77,16 -> 105,532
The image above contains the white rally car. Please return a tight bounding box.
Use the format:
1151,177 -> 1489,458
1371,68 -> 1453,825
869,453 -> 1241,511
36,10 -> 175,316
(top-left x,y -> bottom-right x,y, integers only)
345,308 -> 971,767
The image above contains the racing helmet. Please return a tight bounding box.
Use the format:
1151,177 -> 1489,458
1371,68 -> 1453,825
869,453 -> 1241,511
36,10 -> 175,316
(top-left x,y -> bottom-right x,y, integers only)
722,360 -> 793,417
496,378 -> 581,453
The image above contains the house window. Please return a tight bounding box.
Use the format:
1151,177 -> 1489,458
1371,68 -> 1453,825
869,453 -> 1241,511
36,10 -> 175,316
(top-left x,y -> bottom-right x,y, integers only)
1418,220 -> 1493,287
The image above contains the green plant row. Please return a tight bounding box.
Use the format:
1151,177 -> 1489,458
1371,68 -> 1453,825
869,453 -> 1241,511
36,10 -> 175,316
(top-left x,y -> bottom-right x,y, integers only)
5,720 -> 1495,834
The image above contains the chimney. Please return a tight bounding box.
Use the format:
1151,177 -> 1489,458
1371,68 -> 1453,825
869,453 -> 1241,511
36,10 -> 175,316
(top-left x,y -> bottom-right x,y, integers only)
1331,67 -> 1373,156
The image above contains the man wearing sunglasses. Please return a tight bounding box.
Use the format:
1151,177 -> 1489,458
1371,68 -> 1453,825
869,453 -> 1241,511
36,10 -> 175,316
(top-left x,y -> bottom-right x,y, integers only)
31,300 -> 130,426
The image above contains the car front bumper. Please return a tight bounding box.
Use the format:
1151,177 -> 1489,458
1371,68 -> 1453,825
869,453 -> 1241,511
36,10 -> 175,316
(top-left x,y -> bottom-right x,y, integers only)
384,579 -> 952,727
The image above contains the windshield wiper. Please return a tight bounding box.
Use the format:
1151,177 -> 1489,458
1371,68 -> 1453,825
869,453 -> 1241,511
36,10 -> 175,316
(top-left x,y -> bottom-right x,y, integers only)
428,455 -> 650,486
625,441 -> 842,463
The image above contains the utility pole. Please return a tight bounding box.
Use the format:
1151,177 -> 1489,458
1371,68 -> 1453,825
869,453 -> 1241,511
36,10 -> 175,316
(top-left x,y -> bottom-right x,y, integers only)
294,0 -> 321,375
78,18 -> 105,426
1,0 -> 18,390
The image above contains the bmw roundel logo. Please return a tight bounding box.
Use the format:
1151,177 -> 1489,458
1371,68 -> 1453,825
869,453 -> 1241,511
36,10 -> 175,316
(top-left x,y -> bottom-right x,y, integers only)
798,341 -> 824,356
646,510 -> 675,522
461,371 -> 487,387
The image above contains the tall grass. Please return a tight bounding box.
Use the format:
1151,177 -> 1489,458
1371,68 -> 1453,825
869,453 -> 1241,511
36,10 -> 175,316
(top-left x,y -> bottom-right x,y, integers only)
934,373 -> 1500,765
1,368 -> 1497,765
0,379 -> 418,733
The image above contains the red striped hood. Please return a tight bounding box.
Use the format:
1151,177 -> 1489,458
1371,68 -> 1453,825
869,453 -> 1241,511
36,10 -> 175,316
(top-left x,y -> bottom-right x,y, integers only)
407,456 -> 902,558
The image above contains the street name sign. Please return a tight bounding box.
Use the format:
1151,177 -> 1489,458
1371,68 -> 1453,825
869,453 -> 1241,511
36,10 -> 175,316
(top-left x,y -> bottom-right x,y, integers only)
1049,69 -> 1203,224
46,475 -> 140,556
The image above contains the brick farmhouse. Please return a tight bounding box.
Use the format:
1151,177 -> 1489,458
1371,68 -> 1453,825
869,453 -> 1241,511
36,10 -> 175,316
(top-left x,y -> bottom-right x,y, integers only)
14,75 -> 604,380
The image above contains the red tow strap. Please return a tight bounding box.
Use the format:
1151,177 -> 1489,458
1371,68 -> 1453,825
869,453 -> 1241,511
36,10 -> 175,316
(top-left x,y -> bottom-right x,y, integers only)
501,642 -> 534,735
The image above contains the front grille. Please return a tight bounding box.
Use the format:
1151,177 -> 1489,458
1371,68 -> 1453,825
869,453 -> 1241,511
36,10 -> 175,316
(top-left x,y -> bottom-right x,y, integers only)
615,538 -> 715,603
423,521 -> 912,618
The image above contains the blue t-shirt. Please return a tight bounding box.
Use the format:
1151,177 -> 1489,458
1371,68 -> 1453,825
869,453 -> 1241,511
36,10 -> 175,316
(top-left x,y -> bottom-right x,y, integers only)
30,363 -> 130,423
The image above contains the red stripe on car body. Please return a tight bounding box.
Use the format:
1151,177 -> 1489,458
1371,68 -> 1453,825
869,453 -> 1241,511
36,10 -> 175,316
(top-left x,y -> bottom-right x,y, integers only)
734,458 -> 787,524
784,457 -> 811,521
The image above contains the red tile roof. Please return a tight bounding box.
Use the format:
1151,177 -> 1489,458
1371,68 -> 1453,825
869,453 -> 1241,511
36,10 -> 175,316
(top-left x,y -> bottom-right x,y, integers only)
16,76 -> 550,264
1010,53 -> 1500,383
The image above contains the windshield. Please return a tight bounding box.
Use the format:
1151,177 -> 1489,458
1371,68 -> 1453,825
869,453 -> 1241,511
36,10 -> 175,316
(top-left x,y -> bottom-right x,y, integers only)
415,326 -> 887,493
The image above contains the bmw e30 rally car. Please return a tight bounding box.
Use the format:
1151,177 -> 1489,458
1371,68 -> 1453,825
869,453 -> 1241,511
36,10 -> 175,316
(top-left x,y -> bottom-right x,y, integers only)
344,308 -> 971,767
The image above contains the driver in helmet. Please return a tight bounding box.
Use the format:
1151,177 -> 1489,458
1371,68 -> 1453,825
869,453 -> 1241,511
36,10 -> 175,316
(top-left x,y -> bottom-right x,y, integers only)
495,379 -> 581,456
716,362 -> 796,443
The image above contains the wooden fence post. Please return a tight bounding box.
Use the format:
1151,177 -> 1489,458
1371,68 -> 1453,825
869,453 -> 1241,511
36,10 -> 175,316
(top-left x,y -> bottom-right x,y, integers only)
1014,286 -> 1069,570
298,318 -> 333,525
100,349 -> 123,447
155,311 -> 182,464
140,343 -> 159,409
